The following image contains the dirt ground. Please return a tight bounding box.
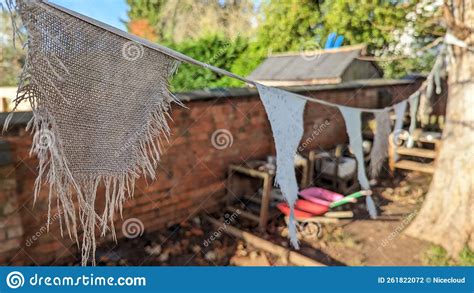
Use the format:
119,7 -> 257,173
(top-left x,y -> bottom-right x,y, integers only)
307,172 -> 432,266
61,172 -> 433,266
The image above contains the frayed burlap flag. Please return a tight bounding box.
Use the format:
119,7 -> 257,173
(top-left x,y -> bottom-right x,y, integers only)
5,0 -> 180,265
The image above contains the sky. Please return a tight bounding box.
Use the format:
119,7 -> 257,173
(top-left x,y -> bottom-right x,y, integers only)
3,0 -> 261,33
50,0 -> 129,31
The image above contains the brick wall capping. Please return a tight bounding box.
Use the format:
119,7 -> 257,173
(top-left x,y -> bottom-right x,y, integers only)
176,78 -> 415,102
0,78 -> 415,128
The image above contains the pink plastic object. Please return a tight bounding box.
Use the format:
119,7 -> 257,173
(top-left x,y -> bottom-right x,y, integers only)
299,187 -> 344,206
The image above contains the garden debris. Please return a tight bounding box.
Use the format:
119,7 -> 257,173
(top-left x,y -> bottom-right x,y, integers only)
59,172 -> 433,267
144,243 -> 162,256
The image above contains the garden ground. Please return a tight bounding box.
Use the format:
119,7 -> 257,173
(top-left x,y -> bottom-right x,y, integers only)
58,172 -> 472,267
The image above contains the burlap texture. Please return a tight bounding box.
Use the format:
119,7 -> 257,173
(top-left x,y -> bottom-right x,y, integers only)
10,0 -> 180,265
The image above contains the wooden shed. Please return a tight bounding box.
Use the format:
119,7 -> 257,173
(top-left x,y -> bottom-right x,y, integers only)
248,44 -> 383,87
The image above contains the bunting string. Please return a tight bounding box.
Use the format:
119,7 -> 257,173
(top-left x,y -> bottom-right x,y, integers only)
10,0 -> 446,114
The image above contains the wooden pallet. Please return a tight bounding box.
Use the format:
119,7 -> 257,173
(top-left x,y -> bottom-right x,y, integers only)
389,130 -> 440,175
396,147 -> 436,159
393,159 -> 435,174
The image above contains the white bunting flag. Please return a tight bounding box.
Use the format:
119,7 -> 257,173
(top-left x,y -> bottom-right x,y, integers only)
339,106 -> 377,219
256,84 -> 307,248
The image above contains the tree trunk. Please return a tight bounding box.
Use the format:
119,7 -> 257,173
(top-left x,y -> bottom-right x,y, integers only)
405,0 -> 474,257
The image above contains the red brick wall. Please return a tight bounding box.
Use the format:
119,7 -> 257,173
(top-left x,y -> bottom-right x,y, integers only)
0,163 -> 25,264
0,81 -> 426,265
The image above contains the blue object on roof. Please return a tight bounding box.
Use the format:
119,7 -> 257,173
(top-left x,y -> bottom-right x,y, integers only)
325,32 -> 338,49
333,35 -> 344,48
325,33 -> 344,49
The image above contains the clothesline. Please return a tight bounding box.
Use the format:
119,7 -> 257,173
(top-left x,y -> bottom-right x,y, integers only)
44,0 -> 437,113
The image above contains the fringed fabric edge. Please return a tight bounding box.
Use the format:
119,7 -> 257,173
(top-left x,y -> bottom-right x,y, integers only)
339,106 -> 378,219
407,92 -> 420,148
3,1 -> 181,265
369,109 -> 391,178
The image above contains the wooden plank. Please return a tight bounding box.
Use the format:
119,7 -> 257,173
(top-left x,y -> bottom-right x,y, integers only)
394,160 -> 435,174
417,137 -> 441,144
324,211 -> 354,219
307,151 -> 316,186
388,137 -> 396,176
205,216 -> 325,266
226,206 -> 260,223
299,217 -> 341,224
259,174 -> 272,230
242,194 -> 262,205
396,147 -> 436,159
229,164 -> 267,179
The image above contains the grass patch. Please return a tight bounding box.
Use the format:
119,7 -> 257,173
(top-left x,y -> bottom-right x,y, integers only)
424,246 -> 474,266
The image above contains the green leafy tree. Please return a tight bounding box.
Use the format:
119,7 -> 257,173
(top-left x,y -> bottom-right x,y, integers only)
0,11 -> 24,86
234,0 -> 442,80
125,0 -> 443,90
168,34 -> 249,91
231,0 -> 324,82
255,0 -> 323,53
126,0 -> 166,25
126,0 -> 255,43
317,0 -> 443,77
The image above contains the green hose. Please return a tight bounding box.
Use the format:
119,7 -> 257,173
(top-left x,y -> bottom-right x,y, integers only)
329,191 -> 368,208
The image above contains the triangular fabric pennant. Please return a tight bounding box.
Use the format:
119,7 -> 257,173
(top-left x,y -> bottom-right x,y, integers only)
256,84 -> 307,249
370,108 -> 391,178
8,0 -> 180,265
339,106 -> 377,219
407,93 -> 420,148
392,101 -> 408,161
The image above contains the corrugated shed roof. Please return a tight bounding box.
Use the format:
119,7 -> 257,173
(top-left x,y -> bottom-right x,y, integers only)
248,45 -> 365,82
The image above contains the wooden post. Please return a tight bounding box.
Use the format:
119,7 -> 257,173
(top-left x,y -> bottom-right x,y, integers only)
299,159 -> 309,188
388,133 -> 395,176
308,151 -> 316,186
259,173 -> 272,231
225,165 -> 234,207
